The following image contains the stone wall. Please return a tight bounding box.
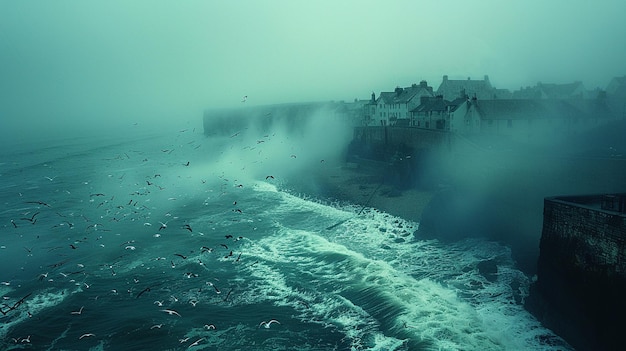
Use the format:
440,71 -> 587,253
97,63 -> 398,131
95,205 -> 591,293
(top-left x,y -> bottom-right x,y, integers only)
352,126 -> 451,156
529,194 -> 626,351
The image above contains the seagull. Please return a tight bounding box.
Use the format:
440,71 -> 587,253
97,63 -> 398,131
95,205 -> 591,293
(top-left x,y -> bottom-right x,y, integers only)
25,200 -> 51,208
20,212 -> 40,224
188,338 -> 204,348
161,309 -> 181,317
71,306 -> 84,315
241,95 -> 247,102
204,324 -> 216,330
79,333 -> 95,339
259,319 -> 280,328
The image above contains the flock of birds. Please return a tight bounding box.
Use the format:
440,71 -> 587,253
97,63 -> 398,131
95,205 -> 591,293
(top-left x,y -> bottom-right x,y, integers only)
0,124 -> 310,349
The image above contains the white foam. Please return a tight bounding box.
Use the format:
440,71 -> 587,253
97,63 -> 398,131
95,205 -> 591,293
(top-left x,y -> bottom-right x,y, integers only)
0,288 -> 70,339
239,186 -> 572,350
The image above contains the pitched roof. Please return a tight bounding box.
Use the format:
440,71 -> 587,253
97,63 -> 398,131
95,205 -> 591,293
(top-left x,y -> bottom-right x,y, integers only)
376,83 -> 434,105
410,96 -> 466,113
436,75 -> 496,100
606,75 -> 626,95
537,81 -> 585,99
513,81 -> 586,99
472,99 -> 586,120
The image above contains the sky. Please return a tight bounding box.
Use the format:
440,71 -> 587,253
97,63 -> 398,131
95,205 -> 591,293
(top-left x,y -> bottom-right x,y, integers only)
1,0 -> 626,143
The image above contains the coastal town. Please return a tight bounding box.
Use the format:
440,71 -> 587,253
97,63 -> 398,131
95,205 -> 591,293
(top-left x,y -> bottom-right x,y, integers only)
348,74 -> 626,145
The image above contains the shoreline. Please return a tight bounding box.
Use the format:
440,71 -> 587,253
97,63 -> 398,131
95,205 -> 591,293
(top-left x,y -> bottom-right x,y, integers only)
283,160 -> 434,225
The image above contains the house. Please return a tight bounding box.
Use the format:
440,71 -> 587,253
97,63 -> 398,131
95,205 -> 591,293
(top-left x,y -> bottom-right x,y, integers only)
362,92 -> 378,126
605,75 -> 626,119
436,75 -> 503,100
512,81 -> 587,99
454,98 -> 614,143
372,81 -> 434,126
410,96 -> 466,130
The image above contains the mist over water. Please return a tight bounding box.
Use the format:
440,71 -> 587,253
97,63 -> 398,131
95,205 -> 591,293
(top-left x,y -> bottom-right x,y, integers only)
2,1 -> 625,349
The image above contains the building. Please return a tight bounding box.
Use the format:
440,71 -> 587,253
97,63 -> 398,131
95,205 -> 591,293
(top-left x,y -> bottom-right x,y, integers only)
436,75 -> 505,100
410,96 -> 465,130
371,81 -> 434,126
605,75 -> 626,119
512,81 -> 587,99
406,94 -> 616,144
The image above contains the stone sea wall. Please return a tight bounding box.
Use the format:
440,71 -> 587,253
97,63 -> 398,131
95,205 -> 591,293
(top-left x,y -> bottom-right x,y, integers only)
528,194 -> 626,351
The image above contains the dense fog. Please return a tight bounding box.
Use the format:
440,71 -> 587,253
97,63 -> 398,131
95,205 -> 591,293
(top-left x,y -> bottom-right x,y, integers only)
2,0 -> 626,148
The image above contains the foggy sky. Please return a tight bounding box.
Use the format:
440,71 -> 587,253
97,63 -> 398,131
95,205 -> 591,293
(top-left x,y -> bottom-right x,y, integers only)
2,0 -> 625,144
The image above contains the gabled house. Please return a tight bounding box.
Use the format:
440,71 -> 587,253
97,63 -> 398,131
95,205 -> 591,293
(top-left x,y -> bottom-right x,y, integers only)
372,81 -> 434,126
410,96 -> 467,131
606,75 -> 626,97
436,75 -> 499,100
512,81 -> 587,99
457,99 -> 601,143
537,81 -> 586,99
605,75 -> 626,119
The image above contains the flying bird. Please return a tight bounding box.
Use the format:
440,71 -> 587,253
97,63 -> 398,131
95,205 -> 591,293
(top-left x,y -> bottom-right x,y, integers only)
259,319 -> 281,328
161,309 -> 181,317
25,200 -> 51,207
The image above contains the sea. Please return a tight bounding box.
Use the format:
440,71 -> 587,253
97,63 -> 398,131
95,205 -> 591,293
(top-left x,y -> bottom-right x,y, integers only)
0,121 -> 573,350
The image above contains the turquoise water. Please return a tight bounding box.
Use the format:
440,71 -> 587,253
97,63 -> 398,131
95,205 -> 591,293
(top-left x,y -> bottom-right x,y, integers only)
0,127 -> 572,350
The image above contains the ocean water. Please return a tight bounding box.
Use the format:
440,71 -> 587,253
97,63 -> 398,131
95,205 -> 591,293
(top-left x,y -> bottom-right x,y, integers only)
0,125 -> 572,350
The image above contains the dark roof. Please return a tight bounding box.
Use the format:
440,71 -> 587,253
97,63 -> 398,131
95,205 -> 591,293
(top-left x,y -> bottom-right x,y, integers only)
606,75 -> 626,96
436,75 -> 495,100
376,84 -> 434,105
537,81 -> 585,99
472,99 -> 587,120
411,96 -> 465,113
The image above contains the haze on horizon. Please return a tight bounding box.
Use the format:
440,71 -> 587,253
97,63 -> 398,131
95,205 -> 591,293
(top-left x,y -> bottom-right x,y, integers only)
1,0 -> 625,146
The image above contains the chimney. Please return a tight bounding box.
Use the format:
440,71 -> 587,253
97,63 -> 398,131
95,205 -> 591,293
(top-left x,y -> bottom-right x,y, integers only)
484,75 -> 490,82
443,75 -> 448,81
395,87 -> 403,96
420,80 -> 428,88
371,92 -> 376,102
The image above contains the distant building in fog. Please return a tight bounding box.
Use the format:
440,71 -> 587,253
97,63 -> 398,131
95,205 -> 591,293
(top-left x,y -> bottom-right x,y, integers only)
605,75 -> 626,119
512,81 -> 587,99
436,75 -> 511,100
